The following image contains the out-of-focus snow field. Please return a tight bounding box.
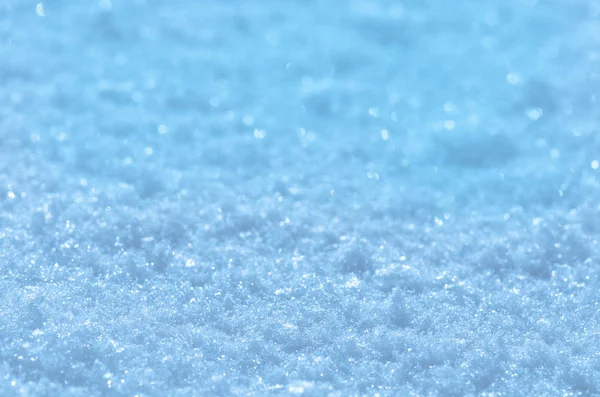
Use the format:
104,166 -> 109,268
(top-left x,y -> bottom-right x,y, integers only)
1,0 -> 599,395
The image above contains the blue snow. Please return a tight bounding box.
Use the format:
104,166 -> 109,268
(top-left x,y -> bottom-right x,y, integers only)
1,0 -> 600,396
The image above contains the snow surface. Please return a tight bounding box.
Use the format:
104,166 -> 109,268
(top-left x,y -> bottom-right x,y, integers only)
1,0 -> 600,396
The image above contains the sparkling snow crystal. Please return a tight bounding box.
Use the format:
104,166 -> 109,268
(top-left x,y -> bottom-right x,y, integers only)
1,0 -> 599,396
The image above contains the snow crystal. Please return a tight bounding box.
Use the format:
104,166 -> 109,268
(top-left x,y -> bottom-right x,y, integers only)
1,0 -> 599,396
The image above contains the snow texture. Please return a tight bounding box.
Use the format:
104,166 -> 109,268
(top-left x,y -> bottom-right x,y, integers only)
1,0 -> 600,396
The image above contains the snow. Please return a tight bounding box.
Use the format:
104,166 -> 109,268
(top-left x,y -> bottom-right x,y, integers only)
1,0 -> 599,395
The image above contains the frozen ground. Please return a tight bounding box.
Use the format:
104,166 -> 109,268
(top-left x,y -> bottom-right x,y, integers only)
1,0 -> 599,395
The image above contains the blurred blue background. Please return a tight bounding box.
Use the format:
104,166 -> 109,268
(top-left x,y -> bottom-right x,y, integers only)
1,0 -> 599,395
